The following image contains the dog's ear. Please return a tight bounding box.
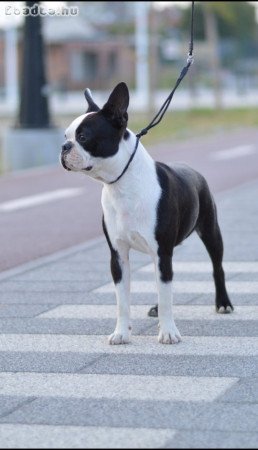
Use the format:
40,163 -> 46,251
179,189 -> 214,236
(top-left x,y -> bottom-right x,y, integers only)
102,82 -> 129,128
84,88 -> 100,113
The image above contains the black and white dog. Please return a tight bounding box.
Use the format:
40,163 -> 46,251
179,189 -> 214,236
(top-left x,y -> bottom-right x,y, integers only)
60,82 -> 234,345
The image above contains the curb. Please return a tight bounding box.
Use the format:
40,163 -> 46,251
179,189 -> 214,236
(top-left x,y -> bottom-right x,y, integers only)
0,236 -> 105,282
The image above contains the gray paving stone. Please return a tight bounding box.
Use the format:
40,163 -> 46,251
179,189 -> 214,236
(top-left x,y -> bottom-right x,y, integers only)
65,246 -> 150,264
0,352 -> 102,373
230,272 -> 258,282
36,261 -> 110,272
0,397 -> 36,419
195,402 -> 258,432
0,292 -> 115,305
223,245 -> 258,261
173,320 -> 258,336
2,398 -> 258,432
0,318 -> 153,335
14,269 -> 113,283
48,260 -> 146,273
0,317 -> 256,336
130,293 -> 200,305
63,246 -> 110,263
217,377 -> 258,404
0,304 -> 53,318
165,430 -> 258,449
0,291 -> 200,305
188,293 -> 258,306
79,354 -> 258,378
0,398 -> 207,428
134,271 -> 233,282
0,280 -> 101,293
137,319 -> 258,337
173,232 -> 258,262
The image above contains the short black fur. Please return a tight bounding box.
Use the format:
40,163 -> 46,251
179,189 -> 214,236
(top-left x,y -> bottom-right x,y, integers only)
84,88 -> 100,113
102,216 -> 122,284
77,82 -> 129,159
152,162 -> 233,313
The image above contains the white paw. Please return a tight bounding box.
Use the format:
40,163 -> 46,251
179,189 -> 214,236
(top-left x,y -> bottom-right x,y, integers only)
108,330 -> 131,345
217,305 -> 233,314
158,326 -> 182,344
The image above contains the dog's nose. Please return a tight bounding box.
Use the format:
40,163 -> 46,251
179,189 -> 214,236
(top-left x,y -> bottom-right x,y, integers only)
62,141 -> 73,153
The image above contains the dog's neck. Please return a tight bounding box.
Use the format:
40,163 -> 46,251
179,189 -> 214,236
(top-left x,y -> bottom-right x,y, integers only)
88,130 -> 154,187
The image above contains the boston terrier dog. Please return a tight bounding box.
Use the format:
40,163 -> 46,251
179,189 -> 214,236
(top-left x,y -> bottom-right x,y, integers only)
60,82 -> 234,345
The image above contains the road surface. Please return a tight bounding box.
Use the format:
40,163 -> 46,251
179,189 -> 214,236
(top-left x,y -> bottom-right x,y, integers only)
0,127 -> 258,271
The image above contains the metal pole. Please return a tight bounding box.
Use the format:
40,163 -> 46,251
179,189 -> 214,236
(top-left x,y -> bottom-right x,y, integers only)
135,1 -> 150,111
18,0 -> 51,128
5,26 -> 18,107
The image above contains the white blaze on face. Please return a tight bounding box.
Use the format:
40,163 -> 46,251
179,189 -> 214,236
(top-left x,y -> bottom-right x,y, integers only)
64,113 -> 96,171
65,114 -> 87,142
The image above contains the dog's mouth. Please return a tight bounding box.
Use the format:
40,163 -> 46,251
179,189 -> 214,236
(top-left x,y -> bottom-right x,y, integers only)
83,166 -> 93,172
60,152 -> 93,173
61,155 -> 71,171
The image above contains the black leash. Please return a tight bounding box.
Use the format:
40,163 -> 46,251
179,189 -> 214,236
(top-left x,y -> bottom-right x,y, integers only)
109,1 -> 195,185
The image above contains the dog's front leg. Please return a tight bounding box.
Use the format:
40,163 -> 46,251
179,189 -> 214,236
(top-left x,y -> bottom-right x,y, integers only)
155,255 -> 181,344
109,243 -> 131,345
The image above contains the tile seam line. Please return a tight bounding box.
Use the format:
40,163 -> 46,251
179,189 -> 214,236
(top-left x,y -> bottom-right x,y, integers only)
0,397 -> 37,420
0,371 -> 240,379
0,423 -> 176,430
0,423 -> 257,436
4,424 -> 257,432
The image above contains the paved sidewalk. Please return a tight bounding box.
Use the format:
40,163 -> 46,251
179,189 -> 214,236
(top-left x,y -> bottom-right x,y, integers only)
0,179 -> 258,448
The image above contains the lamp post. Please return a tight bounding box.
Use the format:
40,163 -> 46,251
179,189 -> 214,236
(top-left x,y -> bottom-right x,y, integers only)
135,1 -> 151,112
18,1 -> 51,128
3,1 -> 63,172
4,26 -> 18,108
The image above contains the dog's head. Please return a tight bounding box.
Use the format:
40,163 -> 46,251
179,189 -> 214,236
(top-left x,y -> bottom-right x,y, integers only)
60,82 -> 130,177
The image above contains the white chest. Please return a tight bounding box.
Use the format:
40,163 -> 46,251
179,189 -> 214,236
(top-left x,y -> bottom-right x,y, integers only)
105,194 -> 152,251
101,151 -> 161,255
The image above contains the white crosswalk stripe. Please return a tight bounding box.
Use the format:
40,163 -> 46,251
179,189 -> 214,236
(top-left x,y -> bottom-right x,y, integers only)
38,304 -> 258,320
1,334 -> 257,355
0,372 -> 237,402
0,425 -> 176,449
94,280 -> 258,294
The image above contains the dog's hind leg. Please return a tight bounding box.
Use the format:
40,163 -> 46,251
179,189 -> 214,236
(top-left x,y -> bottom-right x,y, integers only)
148,304 -> 158,317
154,254 -> 181,344
196,197 -> 234,314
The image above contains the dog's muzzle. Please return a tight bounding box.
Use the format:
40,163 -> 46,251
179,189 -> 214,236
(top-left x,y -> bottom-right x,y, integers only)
60,141 -> 93,172
60,153 -> 71,171
61,141 -> 73,171
62,141 -> 73,152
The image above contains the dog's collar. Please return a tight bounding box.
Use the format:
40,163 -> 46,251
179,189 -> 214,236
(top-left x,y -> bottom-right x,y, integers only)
108,135 -> 140,185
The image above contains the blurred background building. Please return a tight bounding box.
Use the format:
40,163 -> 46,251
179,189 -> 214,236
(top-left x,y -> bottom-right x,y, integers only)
0,1 -> 258,170
0,1 -> 258,109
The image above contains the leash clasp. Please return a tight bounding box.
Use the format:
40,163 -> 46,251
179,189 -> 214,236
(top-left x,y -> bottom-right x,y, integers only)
187,53 -> 194,65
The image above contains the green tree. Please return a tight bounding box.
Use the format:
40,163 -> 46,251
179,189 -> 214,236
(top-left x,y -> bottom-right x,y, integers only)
181,1 -> 256,109
181,1 -> 256,42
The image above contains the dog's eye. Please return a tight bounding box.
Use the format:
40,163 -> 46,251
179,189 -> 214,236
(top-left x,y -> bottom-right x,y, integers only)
78,134 -> 86,143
